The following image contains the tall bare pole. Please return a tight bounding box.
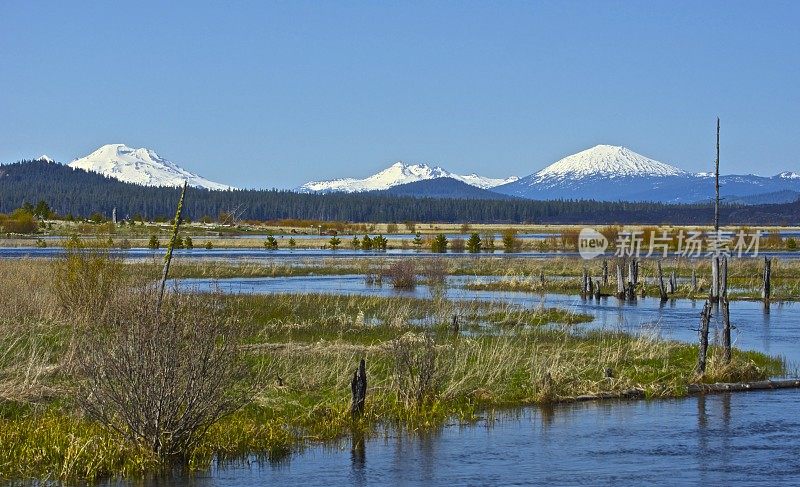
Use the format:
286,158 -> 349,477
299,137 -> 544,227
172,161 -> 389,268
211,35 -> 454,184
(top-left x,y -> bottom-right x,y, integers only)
714,117 -> 720,232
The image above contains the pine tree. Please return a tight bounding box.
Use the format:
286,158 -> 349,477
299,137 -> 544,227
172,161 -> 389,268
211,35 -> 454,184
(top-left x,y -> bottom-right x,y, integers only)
329,235 -> 341,249
412,232 -> 423,250
502,228 -> 519,253
148,235 -> 160,249
351,236 -> 361,249
204,241 -> 213,250
431,234 -> 448,253
185,236 -> 194,249
288,237 -> 296,248
362,235 -> 373,251
265,236 -> 278,249
466,233 -> 482,253
373,235 -> 388,251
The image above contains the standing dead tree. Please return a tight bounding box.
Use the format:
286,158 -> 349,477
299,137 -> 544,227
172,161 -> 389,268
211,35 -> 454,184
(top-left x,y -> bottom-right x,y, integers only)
696,299 -> 713,375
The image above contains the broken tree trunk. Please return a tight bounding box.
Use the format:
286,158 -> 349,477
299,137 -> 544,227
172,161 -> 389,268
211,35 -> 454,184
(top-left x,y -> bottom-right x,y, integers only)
657,260 -> 668,302
762,257 -> 772,303
691,267 -> 698,293
722,295 -> 731,364
616,264 -> 625,299
602,260 -> 609,286
711,256 -> 720,302
668,270 -> 676,294
594,279 -> 601,300
350,358 -> 367,417
720,257 -> 728,299
696,300 -> 713,375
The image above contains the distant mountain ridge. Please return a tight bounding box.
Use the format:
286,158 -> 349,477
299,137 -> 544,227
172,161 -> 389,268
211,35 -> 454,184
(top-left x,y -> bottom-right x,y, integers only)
373,177 -> 518,200
298,161 -> 518,193
68,144 -> 234,190
493,145 -> 800,203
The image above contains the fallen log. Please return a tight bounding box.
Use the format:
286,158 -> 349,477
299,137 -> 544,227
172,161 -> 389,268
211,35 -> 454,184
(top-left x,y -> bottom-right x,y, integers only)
688,378 -> 800,394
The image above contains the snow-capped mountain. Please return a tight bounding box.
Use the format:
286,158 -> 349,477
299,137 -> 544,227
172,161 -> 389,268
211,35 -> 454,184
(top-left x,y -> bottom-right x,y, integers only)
68,144 -> 234,190
493,144 -> 800,203
298,161 -> 517,193
37,155 -> 55,163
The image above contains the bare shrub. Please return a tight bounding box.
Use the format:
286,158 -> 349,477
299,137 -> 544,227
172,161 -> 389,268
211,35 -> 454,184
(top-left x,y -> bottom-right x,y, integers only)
77,287 -> 248,460
450,237 -> 465,253
388,333 -> 439,408
384,261 -> 417,289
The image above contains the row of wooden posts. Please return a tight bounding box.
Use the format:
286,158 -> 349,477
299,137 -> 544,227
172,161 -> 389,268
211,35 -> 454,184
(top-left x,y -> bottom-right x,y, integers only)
580,256 -> 773,305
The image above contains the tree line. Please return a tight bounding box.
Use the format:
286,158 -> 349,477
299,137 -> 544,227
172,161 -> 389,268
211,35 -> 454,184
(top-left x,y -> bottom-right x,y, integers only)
1,159 -> 798,225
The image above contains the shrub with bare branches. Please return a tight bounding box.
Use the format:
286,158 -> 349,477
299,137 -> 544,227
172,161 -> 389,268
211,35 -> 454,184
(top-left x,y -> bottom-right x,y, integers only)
77,287 -> 248,460
384,261 -> 417,289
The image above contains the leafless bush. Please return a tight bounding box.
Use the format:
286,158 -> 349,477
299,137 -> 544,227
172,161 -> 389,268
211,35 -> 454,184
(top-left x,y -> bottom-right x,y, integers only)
384,261 -> 417,289
450,237 -> 465,253
389,333 -> 439,408
77,286 -> 248,460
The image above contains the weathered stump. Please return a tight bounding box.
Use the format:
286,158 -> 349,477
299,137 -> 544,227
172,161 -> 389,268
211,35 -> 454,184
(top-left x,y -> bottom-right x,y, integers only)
657,260 -> 668,302
762,257 -> 772,304
616,264 -> 625,299
696,300 -> 713,375
350,358 -> 367,417
721,296 -> 731,364
602,260 -> 609,286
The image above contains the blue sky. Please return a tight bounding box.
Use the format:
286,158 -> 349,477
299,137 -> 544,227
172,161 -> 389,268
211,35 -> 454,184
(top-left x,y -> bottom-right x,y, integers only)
1,1 -> 798,188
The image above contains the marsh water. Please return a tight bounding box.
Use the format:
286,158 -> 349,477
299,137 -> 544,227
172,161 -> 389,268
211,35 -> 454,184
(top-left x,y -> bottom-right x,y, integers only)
156,273 -> 800,485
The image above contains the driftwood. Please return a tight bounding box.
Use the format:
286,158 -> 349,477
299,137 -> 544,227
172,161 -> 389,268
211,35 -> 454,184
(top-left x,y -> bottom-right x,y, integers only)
688,379 -> 800,395
350,358 -> 367,417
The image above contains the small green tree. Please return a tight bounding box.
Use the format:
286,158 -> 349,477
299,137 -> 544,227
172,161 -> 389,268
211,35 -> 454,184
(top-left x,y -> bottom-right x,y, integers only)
788,237 -> 798,251
373,235 -> 388,251
329,235 -> 341,249
431,234 -> 448,253
502,229 -> 520,253
288,237 -> 296,248
466,233 -> 482,253
173,236 -> 184,249
33,200 -> 52,219
185,236 -> 194,249
204,241 -> 213,250
351,236 -> 361,250
148,235 -> 160,250
362,235 -> 373,251
412,232 -> 423,250
264,236 -> 278,250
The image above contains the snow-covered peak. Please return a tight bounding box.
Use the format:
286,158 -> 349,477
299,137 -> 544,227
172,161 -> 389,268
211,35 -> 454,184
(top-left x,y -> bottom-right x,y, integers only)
68,143 -> 234,190
533,145 -> 686,181
778,171 -> 800,179
299,161 -> 516,192
36,155 -> 55,163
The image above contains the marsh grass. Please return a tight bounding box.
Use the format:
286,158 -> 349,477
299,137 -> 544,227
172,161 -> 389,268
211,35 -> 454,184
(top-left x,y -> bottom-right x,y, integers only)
0,257 -> 787,482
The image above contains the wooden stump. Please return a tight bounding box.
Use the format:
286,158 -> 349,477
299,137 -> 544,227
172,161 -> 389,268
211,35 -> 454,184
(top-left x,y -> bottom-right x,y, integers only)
721,296 -> 731,364
351,358 -> 367,417
762,257 -> 772,304
657,260 -> 668,302
696,300 -> 713,375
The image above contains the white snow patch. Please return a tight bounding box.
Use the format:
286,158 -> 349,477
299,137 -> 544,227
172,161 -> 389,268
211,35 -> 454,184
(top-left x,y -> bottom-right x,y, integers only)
299,161 -> 517,192
68,144 -> 234,190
